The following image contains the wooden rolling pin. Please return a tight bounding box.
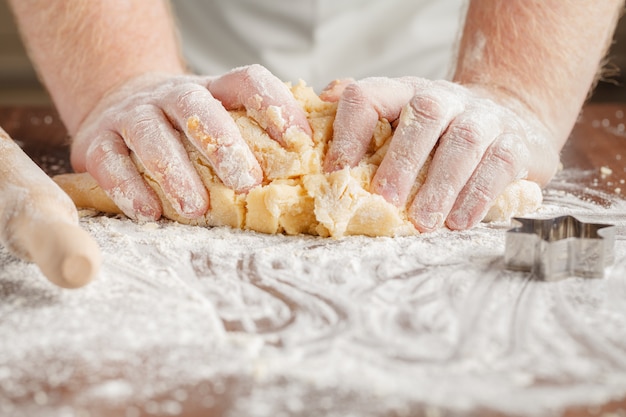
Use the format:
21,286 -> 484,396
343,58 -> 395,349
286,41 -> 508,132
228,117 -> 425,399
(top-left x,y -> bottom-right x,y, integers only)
0,127 -> 100,288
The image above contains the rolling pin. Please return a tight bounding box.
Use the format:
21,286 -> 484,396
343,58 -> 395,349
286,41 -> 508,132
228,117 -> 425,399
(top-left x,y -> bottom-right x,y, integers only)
0,127 -> 100,288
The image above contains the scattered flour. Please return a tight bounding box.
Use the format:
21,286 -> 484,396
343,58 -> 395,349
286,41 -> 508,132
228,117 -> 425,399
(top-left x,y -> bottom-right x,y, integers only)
1,168 -> 626,416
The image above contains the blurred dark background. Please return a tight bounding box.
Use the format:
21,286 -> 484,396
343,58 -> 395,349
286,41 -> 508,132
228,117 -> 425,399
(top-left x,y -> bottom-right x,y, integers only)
1,1 -> 625,106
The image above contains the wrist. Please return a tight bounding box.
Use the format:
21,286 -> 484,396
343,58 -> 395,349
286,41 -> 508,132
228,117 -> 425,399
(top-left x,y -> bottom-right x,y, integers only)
63,67 -> 187,136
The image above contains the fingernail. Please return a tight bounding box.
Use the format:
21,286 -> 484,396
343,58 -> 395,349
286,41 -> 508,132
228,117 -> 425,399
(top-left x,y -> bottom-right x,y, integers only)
447,209 -> 477,231
111,188 -> 161,222
179,192 -> 209,218
135,204 -> 161,222
446,217 -> 464,231
414,211 -> 444,232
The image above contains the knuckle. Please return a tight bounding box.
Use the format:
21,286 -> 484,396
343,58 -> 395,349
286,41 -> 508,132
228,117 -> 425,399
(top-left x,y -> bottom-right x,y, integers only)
469,179 -> 497,206
409,94 -> 447,123
86,135 -> 115,157
85,136 -> 124,172
125,105 -> 163,140
489,135 -> 527,175
242,63 -> 270,78
447,120 -> 485,149
175,84 -> 208,112
232,64 -> 275,88
339,82 -> 369,107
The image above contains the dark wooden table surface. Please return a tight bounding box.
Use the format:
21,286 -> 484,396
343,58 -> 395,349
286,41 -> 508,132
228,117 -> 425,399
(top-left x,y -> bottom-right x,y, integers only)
562,104 -> 626,194
1,104 -> 626,417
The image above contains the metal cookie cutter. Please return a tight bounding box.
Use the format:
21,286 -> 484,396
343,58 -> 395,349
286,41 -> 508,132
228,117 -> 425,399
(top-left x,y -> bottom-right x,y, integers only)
505,215 -> 616,281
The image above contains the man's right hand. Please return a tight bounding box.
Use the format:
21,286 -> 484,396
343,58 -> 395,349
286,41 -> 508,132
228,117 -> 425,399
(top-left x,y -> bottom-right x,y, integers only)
71,65 -> 312,221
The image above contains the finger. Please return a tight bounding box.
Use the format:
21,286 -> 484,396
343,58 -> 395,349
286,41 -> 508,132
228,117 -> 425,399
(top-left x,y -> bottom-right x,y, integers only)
323,77 -> 424,172
445,133 -> 530,230
407,109 -> 501,232
319,78 -> 355,102
205,64 -> 312,146
85,131 -> 161,221
161,82 -> 263,193
371,87 -> 465,208
117,104 -> 209,219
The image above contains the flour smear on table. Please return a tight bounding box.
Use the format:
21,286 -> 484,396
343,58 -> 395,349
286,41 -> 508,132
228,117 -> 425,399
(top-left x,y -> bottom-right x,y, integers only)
1,170 -> 626,417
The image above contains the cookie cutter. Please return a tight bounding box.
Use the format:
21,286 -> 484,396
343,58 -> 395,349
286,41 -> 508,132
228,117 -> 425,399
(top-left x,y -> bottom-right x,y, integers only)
505,215 -> 615,281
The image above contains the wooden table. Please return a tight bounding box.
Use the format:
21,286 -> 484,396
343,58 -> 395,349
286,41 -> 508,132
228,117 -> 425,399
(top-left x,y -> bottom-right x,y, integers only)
1,104 -> 626,417
562,104 -> 626,196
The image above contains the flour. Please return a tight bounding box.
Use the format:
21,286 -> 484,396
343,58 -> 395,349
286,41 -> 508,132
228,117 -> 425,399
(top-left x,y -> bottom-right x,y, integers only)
1,167 -> 626,416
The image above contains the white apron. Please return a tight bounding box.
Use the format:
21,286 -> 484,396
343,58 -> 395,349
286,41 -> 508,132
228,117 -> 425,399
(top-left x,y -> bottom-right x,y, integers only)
171,0 -> 465,91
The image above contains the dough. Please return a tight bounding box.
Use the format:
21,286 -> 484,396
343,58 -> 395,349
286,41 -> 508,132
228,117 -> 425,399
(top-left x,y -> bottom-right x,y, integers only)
53,82 -> 542,238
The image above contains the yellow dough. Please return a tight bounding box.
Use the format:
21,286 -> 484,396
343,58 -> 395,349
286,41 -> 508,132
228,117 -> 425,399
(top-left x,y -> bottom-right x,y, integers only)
53,82 -> 542,238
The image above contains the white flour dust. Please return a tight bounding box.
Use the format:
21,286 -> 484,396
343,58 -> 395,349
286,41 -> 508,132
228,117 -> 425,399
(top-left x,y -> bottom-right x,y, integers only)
1,168 -> 626,417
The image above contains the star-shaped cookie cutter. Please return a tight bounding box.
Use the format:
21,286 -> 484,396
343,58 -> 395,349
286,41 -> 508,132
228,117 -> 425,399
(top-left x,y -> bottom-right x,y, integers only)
505,215 -> 615,281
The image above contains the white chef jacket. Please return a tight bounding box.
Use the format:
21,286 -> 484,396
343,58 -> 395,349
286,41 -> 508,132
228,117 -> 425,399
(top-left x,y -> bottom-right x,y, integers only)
171,0 -> 465,92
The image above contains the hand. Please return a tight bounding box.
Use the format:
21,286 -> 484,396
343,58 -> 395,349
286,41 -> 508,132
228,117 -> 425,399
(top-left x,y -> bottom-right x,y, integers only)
71,64 -> 312,221
322,77 -> 560,232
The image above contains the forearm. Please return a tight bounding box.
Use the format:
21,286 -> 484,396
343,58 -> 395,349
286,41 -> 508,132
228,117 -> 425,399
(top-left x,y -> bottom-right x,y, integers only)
8,0 -> 186,135
454,0 -> 624,148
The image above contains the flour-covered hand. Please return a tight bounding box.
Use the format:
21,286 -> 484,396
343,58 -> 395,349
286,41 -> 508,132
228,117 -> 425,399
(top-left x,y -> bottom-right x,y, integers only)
71,65 -> 311,221
323,77 -> 559,232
